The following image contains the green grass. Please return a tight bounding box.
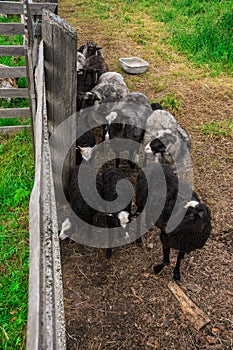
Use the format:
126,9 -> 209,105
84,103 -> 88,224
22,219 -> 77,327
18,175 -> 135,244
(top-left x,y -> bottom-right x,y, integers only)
201,119 -> 233,138
83,0 -> 233,75
0,130 -> 34,350
143,0 -> 233,74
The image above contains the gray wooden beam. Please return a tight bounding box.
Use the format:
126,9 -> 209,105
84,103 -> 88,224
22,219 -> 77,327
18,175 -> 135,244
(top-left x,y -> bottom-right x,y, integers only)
0,125 -> 31,134
0,2 -> 57,15
0,66 -> 26,78
0,107 -> 30,118
0,23 -> 25,35
0,88 -> 28,98
0,45 -> 25,56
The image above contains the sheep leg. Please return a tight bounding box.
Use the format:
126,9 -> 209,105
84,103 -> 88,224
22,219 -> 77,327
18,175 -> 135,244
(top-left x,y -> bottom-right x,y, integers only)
106,228 -> 114,259
153,247 -> 170,275
106,247 -> 112,259
173,251 -> 185,281
136,211 -> 143,246
115,156 -> 120,168
128,149 -> 135,169
136,237 -> 143,246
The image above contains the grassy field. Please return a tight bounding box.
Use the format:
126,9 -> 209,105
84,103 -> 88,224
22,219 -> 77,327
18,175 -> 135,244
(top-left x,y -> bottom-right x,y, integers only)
0,0 -> 232,348
0,130 -> 34,350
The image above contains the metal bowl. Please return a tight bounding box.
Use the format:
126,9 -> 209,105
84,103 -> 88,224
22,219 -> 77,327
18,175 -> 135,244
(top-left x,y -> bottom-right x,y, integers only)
119,57 -> 149,74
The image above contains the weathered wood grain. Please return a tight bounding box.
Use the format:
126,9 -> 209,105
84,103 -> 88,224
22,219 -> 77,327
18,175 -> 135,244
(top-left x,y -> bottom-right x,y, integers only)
168,281 -> 211,330
0,23 -> 25,35
0,45 -> 25,56
0,66 -> 27,78
0,88 -> 28,98
0,2 -> 57,15
0,124 -> 31,134
42,10 -> 77,200
27,40 -> 66,350
0,107 -> 30,118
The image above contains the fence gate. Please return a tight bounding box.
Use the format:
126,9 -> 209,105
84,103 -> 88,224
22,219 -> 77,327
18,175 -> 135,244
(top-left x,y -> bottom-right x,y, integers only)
0,0 -> 57,133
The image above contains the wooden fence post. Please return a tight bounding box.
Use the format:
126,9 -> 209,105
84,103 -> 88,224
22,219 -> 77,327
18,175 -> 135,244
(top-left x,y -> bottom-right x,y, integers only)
42,10 -> 77,206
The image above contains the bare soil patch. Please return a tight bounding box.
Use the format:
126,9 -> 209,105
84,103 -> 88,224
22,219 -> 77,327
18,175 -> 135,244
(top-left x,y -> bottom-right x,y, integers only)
59,3 -> 233,349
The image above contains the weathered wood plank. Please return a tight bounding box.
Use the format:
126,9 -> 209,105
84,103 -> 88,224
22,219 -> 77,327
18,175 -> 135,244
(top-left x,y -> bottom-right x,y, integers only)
0,107 -> 30,118
0,23 -> 25,35
26,40 -> 44,350
27,40 -> 66,350
23,0 -> 37,151
0,45 -> 25,56
42,10 -> 77,199
0,124 -> 31,134
0,88 -> 28,98
0,2 -> 57,15
0,66 -> 26,78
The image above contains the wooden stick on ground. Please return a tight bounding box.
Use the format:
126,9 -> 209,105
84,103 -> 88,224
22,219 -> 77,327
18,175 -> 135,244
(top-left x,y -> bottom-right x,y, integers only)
168,281 -> 211,330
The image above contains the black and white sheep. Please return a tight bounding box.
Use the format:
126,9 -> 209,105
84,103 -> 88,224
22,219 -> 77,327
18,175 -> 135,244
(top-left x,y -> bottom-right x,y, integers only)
76,41 -> 108,111
80,72 -> 129,117
79,72 -> 129,143
76,125 -> 96,165
136,163 -> 212,280
105,92 -> 153,168
143,109 -> 191,176
78,40 -> 104,58
101,167 -> 133,259
59,164 -> 102,241
84,54 -> 108,88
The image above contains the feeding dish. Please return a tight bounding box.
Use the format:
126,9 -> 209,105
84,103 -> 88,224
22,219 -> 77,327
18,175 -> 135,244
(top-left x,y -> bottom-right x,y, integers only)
119,57 -> 149,74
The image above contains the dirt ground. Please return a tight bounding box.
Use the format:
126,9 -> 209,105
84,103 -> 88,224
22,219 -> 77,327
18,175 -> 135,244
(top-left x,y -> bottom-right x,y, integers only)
58,3 -> 233,349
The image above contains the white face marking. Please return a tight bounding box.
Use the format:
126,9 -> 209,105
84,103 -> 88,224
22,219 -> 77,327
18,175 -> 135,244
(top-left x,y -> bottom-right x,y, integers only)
154,154 -> 160,163
118,211 -> 129,228
106,111 -> 118,124
134,153 -> 139,163
78,146 -> 96,161
145,142 -> 153,154
59,218 -> 71,240
156,128 -> 172,138
105,131 -> 109,141
184,200 -> 200,209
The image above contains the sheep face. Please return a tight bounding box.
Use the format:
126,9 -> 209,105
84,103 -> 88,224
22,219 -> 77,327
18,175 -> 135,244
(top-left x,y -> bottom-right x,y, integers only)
81,91 -> 102,112
59,218 -> 72,240
107,210 -> 130,238
77,145 -> 96,161
145,139 -> 166,155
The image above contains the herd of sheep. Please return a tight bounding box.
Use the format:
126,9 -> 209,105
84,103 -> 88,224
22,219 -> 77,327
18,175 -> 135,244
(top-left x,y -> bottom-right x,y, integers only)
60,41 -> 212,281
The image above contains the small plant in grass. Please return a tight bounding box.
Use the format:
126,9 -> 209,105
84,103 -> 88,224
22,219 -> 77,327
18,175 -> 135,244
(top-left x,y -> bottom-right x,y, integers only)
159,92 -> 181,112
201,119 -> 233,138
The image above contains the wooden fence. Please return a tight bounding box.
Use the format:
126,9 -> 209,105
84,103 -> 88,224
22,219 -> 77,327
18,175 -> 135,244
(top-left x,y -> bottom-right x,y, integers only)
26,8 -> 77,349
0,0 -> 57,133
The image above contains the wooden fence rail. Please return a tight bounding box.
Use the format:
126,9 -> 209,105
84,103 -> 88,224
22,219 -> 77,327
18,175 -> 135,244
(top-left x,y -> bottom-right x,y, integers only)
27,9 -> 77,349
0,0 -> 57,133
27,38 -> 66,350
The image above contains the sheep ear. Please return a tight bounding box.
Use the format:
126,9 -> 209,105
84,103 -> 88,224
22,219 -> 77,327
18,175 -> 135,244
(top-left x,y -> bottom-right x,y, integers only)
83,92 -> 94,100
198,210 -> 205,218
96,46 -> 102,50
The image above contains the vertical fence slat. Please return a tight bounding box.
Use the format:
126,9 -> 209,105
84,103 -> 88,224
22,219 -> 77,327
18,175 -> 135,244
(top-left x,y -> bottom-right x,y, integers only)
42,9 -> 77,202
27,39 -> 66,350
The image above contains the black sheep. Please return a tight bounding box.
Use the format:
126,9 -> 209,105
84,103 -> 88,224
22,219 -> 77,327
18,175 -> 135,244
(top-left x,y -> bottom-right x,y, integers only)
136,163 -> 212,280
76,125 -> 96,165
101,168 -> 133,259
59,164 -> 103,242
